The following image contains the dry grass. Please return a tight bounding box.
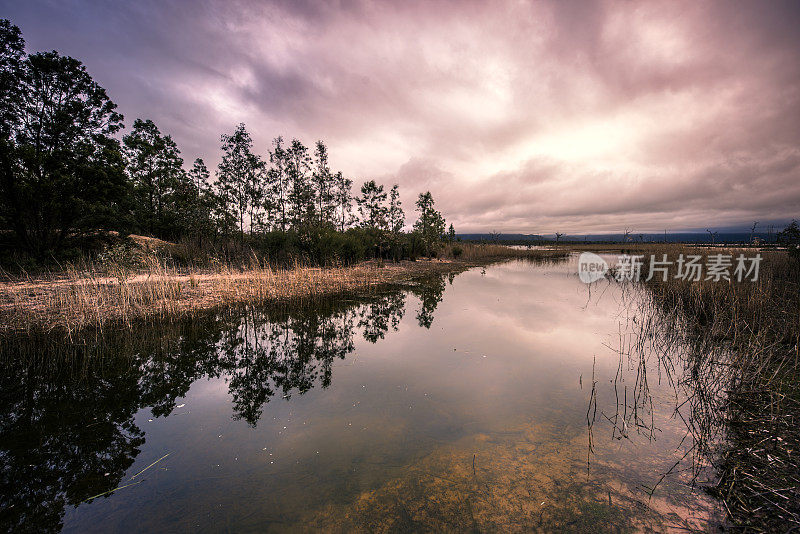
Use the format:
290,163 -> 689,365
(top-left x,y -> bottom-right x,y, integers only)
444,242 -> 570,261
0,244 -> 565,335
616,246 -> 800,531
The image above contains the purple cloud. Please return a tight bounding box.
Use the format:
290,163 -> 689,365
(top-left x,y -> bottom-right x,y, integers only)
4,0 -> 799,232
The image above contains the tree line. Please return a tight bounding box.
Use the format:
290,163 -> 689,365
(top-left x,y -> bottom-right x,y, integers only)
0,19 -> 455,264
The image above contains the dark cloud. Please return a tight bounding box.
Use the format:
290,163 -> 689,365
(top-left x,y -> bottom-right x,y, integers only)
3,0 -> 799,232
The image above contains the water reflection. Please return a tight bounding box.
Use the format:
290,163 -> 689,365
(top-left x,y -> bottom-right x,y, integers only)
0,279 -> 447,533
0,261 -> 721,533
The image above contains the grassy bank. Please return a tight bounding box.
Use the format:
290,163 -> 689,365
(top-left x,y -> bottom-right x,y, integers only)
617,247 -> 800,531
0,243 -> 565,334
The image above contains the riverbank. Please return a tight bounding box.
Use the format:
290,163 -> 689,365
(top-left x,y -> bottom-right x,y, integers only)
635,248 -> 799,531
0,244 -> 565,334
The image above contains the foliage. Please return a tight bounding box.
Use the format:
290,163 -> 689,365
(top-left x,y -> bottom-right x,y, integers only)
777,220 -> 800,260
124,119 -> 186,239
217,123 -> 264,239
356,180 -> 388,230
0,19 -> 457,268
0,21 -> 127,259
413,191 -> 447,256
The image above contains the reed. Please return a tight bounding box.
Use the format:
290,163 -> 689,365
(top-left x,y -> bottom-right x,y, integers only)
0,244 -> 565,334
631,247 -> 800,530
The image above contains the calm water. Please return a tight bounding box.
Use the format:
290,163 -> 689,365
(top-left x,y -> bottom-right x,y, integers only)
0,258 -> 721,532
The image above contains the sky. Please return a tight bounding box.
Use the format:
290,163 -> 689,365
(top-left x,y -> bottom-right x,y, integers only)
3,0 -> 800,234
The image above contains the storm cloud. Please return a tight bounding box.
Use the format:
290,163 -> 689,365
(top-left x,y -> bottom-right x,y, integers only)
4,0 -> 800,232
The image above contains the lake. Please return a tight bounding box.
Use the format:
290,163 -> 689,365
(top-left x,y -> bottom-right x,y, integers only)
0,257 -> 721,532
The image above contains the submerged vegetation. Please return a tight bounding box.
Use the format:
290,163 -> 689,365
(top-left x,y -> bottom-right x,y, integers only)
0,264 -> 715,533
603,246 -> 800,531
0,291 -> 425,532
2,14 -> 799,532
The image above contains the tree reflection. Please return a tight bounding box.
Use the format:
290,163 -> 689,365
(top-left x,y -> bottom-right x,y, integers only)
359,292 -> 405,342
410,275 -> 447,328
0,284 -> 442,532
219,304 -> 357,426
0,355 -> 145,534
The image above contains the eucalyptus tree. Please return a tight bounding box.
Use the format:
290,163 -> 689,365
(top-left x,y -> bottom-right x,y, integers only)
267,136 -> 289,231
0,20 -> 127,257
123,119 -> 185,238
413,191 -> 446,256
312,140 -> 336,227
357,180 -> 388,230
333,171 -> 353,232
286,138 -> 314,228
217,123 -> 264,240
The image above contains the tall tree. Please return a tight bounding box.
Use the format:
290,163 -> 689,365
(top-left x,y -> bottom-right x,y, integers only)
286,139 -> 313,228
188,158 -> 210,192
181,158 -> 217,242
447,223 -> 456,243
388,184 -> 404,234
0,25 -> 127,257
357,180 -> 388,230
0,20 -> 25,244
312,140 -> 335,227
267,136 -> 288,231
413,191 -> 446,256
217,124 -> 263,240
333,171 -> 353,232
123,119 -> 185,238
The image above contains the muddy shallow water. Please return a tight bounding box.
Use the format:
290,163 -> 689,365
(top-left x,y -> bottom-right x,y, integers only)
0,257 -> 721,532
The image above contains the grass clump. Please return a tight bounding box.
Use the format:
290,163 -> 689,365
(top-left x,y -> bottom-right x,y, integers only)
635,248 -> 800,530
0,242 -> 565,334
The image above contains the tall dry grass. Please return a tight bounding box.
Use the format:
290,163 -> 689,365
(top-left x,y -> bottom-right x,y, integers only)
443,242 -> 569,261
0,244 -> 566,334
632,247 -> 800,530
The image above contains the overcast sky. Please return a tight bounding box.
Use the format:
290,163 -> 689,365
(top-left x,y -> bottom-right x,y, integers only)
4,0 -> 800,233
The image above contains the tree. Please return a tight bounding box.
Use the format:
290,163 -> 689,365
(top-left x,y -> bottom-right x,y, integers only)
123,119 -> 185,238
357,180 -> 388,230
413,191 -> 446,256
267,136 -> 289,231
0,19 -> 23,134
777,220 -> 800,260
286,139 -> 313,228
388,184 -> 404,234
447,223 -> 456,243
0,19 -> 25,244
187,158 -> 210,191
0,25 -> 127,257
333,171 -> 353,232
312,140 -> 336,227
217,124 -> 264,240
180,158 -> 217,242
777,220 -> 800,246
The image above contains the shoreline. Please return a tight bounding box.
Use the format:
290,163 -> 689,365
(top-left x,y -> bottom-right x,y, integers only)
0,250 -> 566,335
